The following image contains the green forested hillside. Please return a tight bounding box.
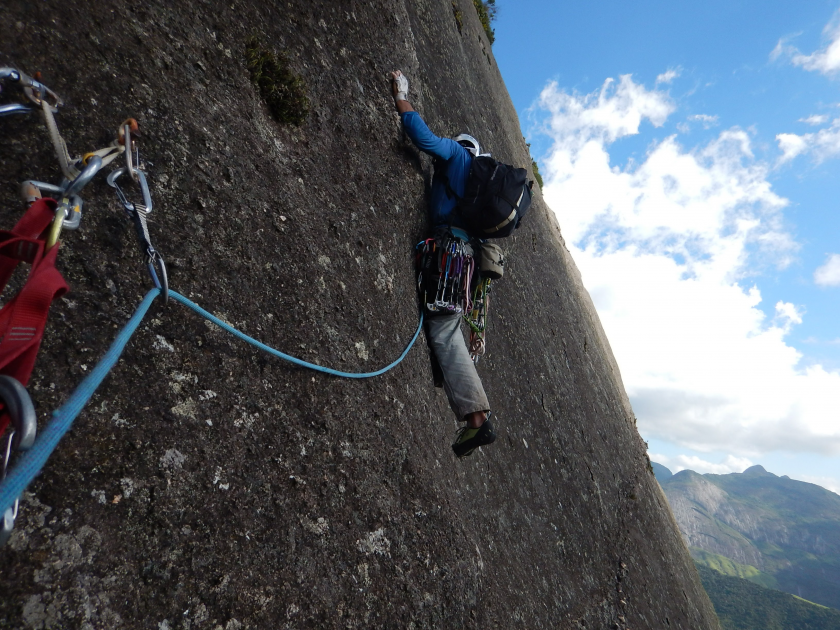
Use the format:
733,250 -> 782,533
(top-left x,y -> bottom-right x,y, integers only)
659,464 -> 840,609
698,565 -> 840,630
692,549 -> 778,589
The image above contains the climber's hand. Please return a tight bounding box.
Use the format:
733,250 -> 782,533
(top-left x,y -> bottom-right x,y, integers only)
391,70 -> 409,101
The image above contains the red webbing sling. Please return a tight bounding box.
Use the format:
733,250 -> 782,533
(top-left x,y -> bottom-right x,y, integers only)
0,198 -> 69,436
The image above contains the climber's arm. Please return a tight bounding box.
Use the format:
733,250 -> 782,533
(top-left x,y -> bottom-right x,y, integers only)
395,99 -> 414,114
391,70 -> 458,161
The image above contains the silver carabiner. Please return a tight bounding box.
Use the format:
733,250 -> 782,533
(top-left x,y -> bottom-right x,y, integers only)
0,68 -> 21,83
148,251 -> 169,304
0,376 -> 36,451
64,155 -> 102,198
0,67 -> 62,111
0,103 -> 31,117
123,123 -> 141,182
0,375 -> 37,547
107,167 -> 153,214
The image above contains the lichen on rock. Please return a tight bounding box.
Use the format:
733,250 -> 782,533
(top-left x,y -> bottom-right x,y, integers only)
245,36 -> 310,126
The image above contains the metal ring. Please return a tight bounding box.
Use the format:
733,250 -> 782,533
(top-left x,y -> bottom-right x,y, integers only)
0,375 -> 36,451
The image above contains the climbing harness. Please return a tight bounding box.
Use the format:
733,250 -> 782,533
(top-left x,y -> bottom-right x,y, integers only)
0,198 -> 70,393
0,199 -> 69,543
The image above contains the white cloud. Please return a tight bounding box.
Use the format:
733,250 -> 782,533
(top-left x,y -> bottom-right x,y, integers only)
774,301 -> 803,332
656,67 -> 681,85
773,11 -> 840,76
769,36 -> 797,63
814,253 -> 840,286
790,12 -> 840,75
776,118 -> 840,164
688,114 -> 719,129
650,453 -> 753,475
800,114 -> 829,125
539,75 -> 674,155
538,75 -> 840,457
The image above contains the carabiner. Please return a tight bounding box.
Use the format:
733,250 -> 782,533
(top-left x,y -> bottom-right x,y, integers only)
148,251 -> 169,304
0,103 -> 31,117
0,68 -> 21,83
0,376 -> 36,451
1,67 -> 62,112
57,196 -> 84,231
0,375 -> 37,547
43,154 -> 103,235
64,154 -> 102,198
107,167 -> 153,214
122,121 -> 141,182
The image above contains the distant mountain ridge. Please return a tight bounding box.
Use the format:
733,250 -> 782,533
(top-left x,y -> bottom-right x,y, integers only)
656,463 -> 840,610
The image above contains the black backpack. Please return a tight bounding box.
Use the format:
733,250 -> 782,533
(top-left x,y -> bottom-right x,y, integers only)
456,156 -> 533,238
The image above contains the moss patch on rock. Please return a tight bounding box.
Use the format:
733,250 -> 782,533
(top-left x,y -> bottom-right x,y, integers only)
245,37 -> 309,126
452,2 -> 463,33
472,0 -> 496,44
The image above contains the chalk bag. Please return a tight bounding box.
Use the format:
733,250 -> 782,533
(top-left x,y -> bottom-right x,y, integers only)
478,242 -> 504,280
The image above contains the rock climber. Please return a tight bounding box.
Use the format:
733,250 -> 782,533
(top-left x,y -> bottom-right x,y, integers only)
390,69 -> 496,458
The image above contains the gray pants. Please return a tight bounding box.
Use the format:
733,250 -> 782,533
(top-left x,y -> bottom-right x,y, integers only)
425,312 -> 490,420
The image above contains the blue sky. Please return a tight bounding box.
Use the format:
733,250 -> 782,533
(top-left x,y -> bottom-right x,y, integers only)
492,1 -> 840,491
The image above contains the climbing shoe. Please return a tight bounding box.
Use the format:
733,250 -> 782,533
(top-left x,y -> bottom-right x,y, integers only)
452,417 -> 496,458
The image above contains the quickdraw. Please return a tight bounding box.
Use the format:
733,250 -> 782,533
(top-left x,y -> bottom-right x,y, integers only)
107,167 -> 169,303
464,276 -> 491,363
105,119 -> 168,302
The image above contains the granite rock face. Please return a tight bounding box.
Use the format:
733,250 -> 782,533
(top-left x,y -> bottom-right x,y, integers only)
0,0 -> 720,627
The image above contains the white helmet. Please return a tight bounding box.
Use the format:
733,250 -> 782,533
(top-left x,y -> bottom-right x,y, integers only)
453,133 -> 480,156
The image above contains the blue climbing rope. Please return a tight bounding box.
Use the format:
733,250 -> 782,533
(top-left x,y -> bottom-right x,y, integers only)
169,291 -> 424,379
0,288 -> 423,515
0,289 -> 158,516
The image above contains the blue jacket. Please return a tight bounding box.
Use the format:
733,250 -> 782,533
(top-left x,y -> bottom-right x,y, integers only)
401,111 -> 473,230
